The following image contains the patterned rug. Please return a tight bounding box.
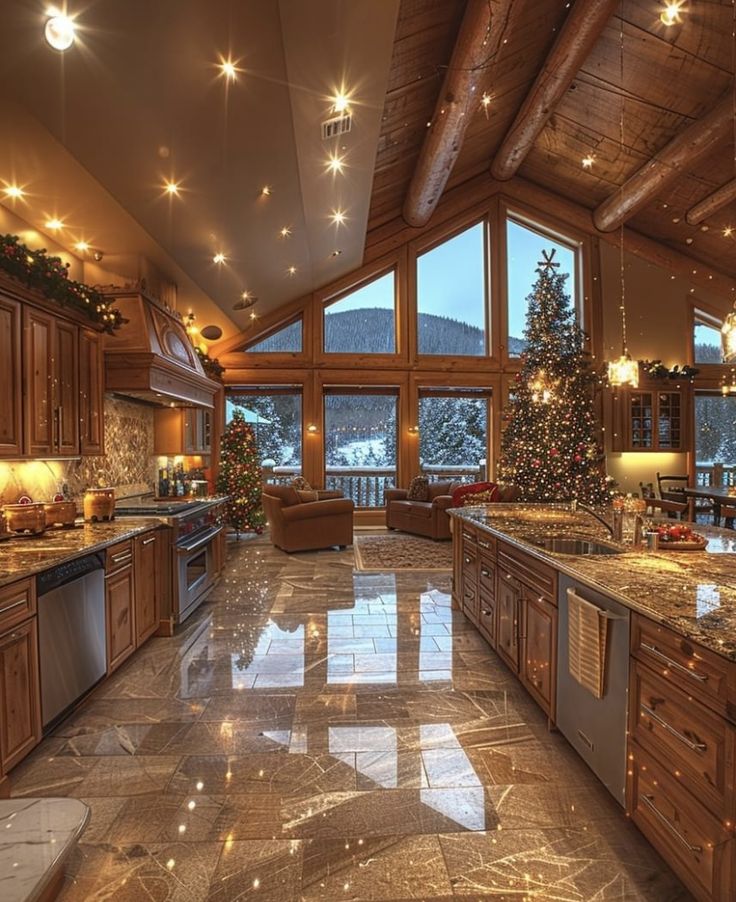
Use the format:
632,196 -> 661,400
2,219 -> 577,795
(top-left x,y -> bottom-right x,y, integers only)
354,533 -> 453,571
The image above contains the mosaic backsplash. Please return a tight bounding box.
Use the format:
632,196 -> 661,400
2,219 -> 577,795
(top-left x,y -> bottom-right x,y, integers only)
0,396 -> 156,506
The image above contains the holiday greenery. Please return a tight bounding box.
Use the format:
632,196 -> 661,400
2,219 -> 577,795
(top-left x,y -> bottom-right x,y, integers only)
195,346 -> 226,380
0,234 -> 124,333
497,250 -> 609,505
216,410 -> 265,536
639,359 -> 699,381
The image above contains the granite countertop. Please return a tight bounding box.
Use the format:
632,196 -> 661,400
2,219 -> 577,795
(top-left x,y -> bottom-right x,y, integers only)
0,518 -> 159,589
450,503 -> 736,662
0,798 -> 89,901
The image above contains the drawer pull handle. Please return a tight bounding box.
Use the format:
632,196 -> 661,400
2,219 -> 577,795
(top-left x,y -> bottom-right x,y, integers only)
481,608 -> 492,616
481,568 -> 491,577
464,556 -> 472,564
142,536 -> 157,546
641,794 -> 703,854
478,540 -> 490,549
640,642 -> 709,683
640,704 -> 707,753
111,551 -> 133,564
0,597 -> 27,617
462,533 -> 474,541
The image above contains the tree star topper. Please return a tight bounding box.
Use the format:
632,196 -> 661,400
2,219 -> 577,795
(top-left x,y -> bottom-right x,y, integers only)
538,248 -> 559,272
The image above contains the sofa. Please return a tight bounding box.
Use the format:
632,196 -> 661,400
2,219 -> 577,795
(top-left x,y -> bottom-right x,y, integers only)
385,480 -> 459,540
261,485 -> 354,552
385,481 -> 523,540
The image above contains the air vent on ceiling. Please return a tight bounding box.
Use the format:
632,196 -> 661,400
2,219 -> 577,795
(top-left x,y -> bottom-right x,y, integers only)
322,113 -> 352,140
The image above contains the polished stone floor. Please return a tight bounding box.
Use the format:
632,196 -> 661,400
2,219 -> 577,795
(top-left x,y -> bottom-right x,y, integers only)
10,534 -> 691,900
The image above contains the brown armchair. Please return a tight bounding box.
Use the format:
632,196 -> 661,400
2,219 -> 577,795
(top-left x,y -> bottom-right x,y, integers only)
262,485 -> 354,552
385,480 -> 459,540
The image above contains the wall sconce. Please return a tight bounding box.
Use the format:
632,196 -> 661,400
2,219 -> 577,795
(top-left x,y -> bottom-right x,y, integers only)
407,425 -> 420,435
307,424 -> 318,434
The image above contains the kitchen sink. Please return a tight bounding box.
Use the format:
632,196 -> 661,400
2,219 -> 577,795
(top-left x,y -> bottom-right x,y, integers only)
530,536 -> 624,556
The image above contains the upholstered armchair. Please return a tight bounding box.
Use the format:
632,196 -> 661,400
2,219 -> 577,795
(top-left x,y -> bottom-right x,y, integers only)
262,485 -> 354,552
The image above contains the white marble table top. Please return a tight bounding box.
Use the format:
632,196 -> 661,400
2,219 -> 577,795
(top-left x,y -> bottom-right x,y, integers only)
0,798 -> 89,901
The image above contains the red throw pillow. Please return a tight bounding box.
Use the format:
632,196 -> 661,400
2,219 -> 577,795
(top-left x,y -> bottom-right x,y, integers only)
452,482 -> 499,507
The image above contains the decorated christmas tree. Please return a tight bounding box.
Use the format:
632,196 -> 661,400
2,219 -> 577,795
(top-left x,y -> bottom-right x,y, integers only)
497,250 -> 609,505
216,410 -> 265,536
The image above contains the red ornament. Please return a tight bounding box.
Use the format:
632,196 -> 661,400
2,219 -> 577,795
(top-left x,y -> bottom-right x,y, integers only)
550,448 -> 559,456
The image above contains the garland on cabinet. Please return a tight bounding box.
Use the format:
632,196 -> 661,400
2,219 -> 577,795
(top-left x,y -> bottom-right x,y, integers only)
0,234 -> 124,333
194,346 -> 225,379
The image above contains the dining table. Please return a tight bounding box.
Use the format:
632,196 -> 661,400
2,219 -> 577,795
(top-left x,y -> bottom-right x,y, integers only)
682,485 -> 736,527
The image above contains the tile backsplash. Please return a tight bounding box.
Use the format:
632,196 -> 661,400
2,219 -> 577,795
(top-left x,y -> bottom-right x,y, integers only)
0,396 -> 156,505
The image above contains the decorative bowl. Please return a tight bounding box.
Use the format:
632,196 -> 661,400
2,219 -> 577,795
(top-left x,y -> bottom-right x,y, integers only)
3,503 -> 46,535
43,501 -> 77,528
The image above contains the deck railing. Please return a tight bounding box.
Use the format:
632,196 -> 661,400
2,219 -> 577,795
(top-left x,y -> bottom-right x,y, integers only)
695,463 -> 736,487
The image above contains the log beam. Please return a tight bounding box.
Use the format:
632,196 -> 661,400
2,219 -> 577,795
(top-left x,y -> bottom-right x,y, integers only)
402,0 -> 499,228
491,0 -> 618,181
593,94 -> 732,232
686,178 -> 736,226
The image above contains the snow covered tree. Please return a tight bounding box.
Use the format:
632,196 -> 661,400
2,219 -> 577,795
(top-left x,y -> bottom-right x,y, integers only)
419,397 -> 486,468
217,410 -> 265,536
497,249 -> 609,504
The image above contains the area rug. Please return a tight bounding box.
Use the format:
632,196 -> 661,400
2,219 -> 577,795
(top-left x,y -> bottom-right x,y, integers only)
354,533 -> 453,571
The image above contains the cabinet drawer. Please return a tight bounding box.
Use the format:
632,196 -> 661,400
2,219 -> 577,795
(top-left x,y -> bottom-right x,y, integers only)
476,533 -> 495,556
631,614 -> 733,721
498,542 -> 557,604
630,660 -> 733,819
460,526 -> 477,551
0,579 -> 35,634
628,741 -> 734,902
478,588 -> 495,646
461,547 -> 477,585
478,553 -> 495,596
106,540 -> 134,574
461,581 -> 479,626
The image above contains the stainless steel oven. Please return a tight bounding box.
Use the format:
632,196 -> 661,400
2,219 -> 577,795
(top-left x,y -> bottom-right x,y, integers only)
175,524 -> 222,622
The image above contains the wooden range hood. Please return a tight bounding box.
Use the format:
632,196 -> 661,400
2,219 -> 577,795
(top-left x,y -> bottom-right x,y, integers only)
103,288 -> 218,408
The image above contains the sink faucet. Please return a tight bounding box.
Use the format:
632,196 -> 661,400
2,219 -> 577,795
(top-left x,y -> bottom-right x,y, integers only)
570,499 -> 623,542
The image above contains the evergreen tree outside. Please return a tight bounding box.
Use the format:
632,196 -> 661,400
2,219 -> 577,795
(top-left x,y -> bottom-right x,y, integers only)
497,250 -> 609,504
216,410 -> 265,536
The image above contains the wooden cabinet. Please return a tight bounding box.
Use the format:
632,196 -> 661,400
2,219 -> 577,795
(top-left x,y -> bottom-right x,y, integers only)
134,531 -> 159,646
105,541 -> 136,674
54,319 -> 79,455
0,296 -> 23,456
521,590 -> 557,718
613,384 -> 690,452
154,407 -> 212,455
23,306 -> 54,456
496,572 -> 520,672
79,328 -> 105,455
0,618 -> 41,772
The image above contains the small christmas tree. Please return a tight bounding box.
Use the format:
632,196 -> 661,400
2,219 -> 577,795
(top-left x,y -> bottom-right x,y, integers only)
217,410 -> 265,536
497,250 -> 609,505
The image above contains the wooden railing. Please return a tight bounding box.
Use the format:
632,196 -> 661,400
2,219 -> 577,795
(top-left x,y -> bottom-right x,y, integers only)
695,463 -> 736,487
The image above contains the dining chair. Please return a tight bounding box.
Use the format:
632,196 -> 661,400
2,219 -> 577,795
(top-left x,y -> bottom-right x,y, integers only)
644,497 -> 687,520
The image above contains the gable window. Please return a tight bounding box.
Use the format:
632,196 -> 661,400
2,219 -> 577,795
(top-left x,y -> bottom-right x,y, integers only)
506,216 -> 579,357
693,310 -> 722,364
226,387 -> 302,479
323,271 -> 396,354
247,318 -> 303,353
416,222 -> 487,356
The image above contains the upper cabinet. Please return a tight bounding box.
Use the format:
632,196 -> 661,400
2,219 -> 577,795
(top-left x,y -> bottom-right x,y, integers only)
154,407 -> 211,456
0,276 -> 106,460
612,383 -> 691,453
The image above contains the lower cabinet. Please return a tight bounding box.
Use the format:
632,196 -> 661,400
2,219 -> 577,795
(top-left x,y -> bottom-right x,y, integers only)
496,572 -> 520,672
0,618 -> 41,772
105,541 -> 136,674
135,531 -> 159,645
520,590 -> 557,719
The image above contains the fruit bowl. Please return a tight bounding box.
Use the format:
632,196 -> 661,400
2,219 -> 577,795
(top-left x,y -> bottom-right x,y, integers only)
652,523 -> 708,551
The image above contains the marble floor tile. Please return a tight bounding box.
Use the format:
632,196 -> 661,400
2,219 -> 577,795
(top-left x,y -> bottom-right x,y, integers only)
8,534 -> 688,900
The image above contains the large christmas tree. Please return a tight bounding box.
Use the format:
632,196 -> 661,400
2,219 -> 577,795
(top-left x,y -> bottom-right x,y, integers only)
497,250 -> 609,505
217,410 -> 265,536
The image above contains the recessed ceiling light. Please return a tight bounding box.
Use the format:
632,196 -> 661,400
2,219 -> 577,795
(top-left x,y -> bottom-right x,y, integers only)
330,209 -> 346,226
581,155 -> 595,169
331,91 -> 351,113
44,13 -> 76,51
481,92 -> 491,110
213,252 -> 226,264
74,241 -> 90,253
219,57 -> 238,81
45,218 -> 64,230
660,1 -> 685,26
163,180 -> 181,196
326,153 -> 344,174
3,185 -> 24,199
287,266 -> 297,276
279,226 -> 291,238
331,249 -> 342,257
261,185 -> 272,197
724,226 -> 734,238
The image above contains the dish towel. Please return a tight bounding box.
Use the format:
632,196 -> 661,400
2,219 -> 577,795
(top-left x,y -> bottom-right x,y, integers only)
567,588 -> 609,699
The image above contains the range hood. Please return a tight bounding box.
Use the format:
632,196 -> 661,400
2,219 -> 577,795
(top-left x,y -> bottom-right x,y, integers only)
103,287 -> 219,408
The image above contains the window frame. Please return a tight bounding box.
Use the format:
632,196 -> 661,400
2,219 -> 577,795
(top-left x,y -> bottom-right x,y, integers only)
417,386 -> 492,484
691,304 -> 724,367
225,384 -> 305,477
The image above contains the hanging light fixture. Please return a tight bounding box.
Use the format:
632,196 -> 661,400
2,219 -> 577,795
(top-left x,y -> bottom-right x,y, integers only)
608,3 -> 638,389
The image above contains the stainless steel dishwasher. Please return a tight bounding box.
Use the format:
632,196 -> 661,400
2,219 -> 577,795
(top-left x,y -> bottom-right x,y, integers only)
556,573 -> 630,806
37,552 -> 106,730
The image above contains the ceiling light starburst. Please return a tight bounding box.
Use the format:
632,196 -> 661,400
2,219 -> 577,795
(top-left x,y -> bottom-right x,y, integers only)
330,209 -> 346,227
44,12 -> 76,51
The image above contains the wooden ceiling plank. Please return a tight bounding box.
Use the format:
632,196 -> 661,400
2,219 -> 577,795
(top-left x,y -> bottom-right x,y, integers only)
401,0 -> 504,228
491,0 -> 618,181
686,178 -> 736,226
593,93 -> 733,233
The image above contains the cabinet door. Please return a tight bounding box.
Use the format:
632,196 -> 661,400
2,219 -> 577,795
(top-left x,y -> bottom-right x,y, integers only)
79,328 -> 104,455
183,408 -> 196,454
0,618 -> 41,772
521,592 -> 557,718
54,319 -> 79,455
200,409 -> 212,453
496,575 -> 520,672
23,307 -> 54,456
106,565 -> 136,673
135,532 -> 159,646
0,296 -> 23,457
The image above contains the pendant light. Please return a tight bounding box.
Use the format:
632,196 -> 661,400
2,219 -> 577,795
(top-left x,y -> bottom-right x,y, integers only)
722,4 -> 736,363
608,2 -> 638,388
